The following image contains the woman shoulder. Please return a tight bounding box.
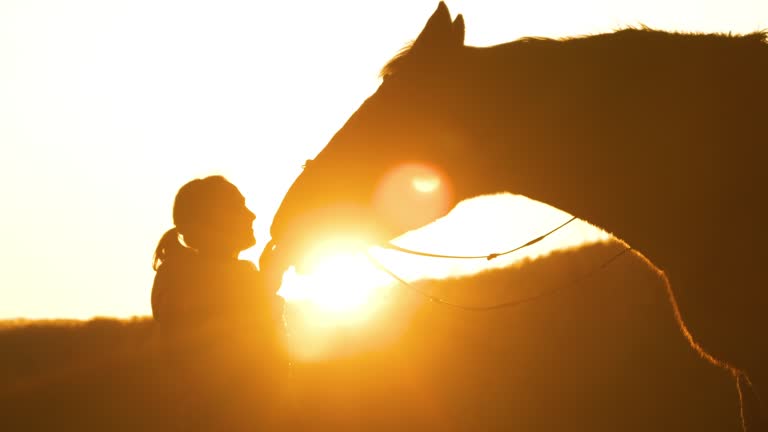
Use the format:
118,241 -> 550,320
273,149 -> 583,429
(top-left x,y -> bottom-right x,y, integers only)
151,254 -> 204,324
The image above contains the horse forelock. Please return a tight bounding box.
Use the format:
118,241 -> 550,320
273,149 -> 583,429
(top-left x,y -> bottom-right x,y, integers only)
379,42 -> 416,78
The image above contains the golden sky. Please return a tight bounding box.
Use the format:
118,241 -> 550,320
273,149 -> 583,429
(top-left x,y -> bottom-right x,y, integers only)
1,0 -> 765,320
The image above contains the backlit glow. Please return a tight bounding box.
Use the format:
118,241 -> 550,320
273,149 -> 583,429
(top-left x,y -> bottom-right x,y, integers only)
276,193 -> 613,360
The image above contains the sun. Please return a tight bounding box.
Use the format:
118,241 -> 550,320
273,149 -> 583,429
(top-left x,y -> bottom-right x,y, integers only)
278,250 -> 395,326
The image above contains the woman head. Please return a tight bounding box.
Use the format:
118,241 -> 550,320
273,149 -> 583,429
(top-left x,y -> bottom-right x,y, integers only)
153,176 -> 256,269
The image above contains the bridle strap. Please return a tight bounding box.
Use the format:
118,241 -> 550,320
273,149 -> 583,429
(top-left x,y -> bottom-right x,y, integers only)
380,216 -> 578,260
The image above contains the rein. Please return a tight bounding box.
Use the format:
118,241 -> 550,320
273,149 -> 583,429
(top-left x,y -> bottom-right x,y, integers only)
367,216 -> 633,311
380,216 -> 577,260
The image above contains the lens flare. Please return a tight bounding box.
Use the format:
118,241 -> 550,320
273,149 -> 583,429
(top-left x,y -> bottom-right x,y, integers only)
373,162 -> 454,232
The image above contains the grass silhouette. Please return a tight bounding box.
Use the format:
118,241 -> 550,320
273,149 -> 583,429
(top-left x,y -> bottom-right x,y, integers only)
2,242 -> 762,431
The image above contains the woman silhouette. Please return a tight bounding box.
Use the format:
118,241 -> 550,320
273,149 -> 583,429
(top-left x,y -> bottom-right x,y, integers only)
151,175 -> 282,330
149,176 -> 287,429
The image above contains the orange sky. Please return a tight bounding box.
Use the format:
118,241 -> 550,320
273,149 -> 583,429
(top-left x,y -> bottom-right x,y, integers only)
1,0 -> 765,320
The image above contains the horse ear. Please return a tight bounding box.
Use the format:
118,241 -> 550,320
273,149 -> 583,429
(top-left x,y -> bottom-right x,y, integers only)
452,14 -> 465,46
413,2 -> 454,50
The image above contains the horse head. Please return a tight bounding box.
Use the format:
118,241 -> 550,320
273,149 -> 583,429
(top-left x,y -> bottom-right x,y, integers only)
262,2 -> 481,276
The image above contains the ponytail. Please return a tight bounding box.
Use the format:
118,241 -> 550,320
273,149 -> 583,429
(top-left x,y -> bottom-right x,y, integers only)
152,228 -> 188,271
154,175 -> 236,270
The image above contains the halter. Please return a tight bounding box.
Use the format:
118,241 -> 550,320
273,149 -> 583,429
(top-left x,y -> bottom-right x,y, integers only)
367,216 -> 633,311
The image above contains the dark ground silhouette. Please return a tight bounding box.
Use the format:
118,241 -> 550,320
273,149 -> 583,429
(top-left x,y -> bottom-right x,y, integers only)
1,242 -> 764,431
262,4 -> 768,429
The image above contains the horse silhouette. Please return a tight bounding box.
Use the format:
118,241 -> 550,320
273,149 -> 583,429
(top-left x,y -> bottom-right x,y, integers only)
261,2 -> 767,430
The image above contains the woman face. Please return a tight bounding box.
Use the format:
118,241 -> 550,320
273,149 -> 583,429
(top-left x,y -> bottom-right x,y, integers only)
178,178 -> 257,256
206,188 -> 256,255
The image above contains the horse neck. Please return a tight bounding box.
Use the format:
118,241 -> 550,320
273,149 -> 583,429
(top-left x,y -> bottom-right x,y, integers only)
449,60 -> 641,241
450,38 -> 765,263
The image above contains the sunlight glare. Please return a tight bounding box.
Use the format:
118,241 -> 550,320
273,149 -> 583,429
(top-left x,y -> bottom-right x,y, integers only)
274,193 -> 611,360
277,193 -> 611,328
278,251 -> 394,326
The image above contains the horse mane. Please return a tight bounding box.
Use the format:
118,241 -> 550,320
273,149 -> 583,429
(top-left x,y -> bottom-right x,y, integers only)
379,27 -> 768,78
